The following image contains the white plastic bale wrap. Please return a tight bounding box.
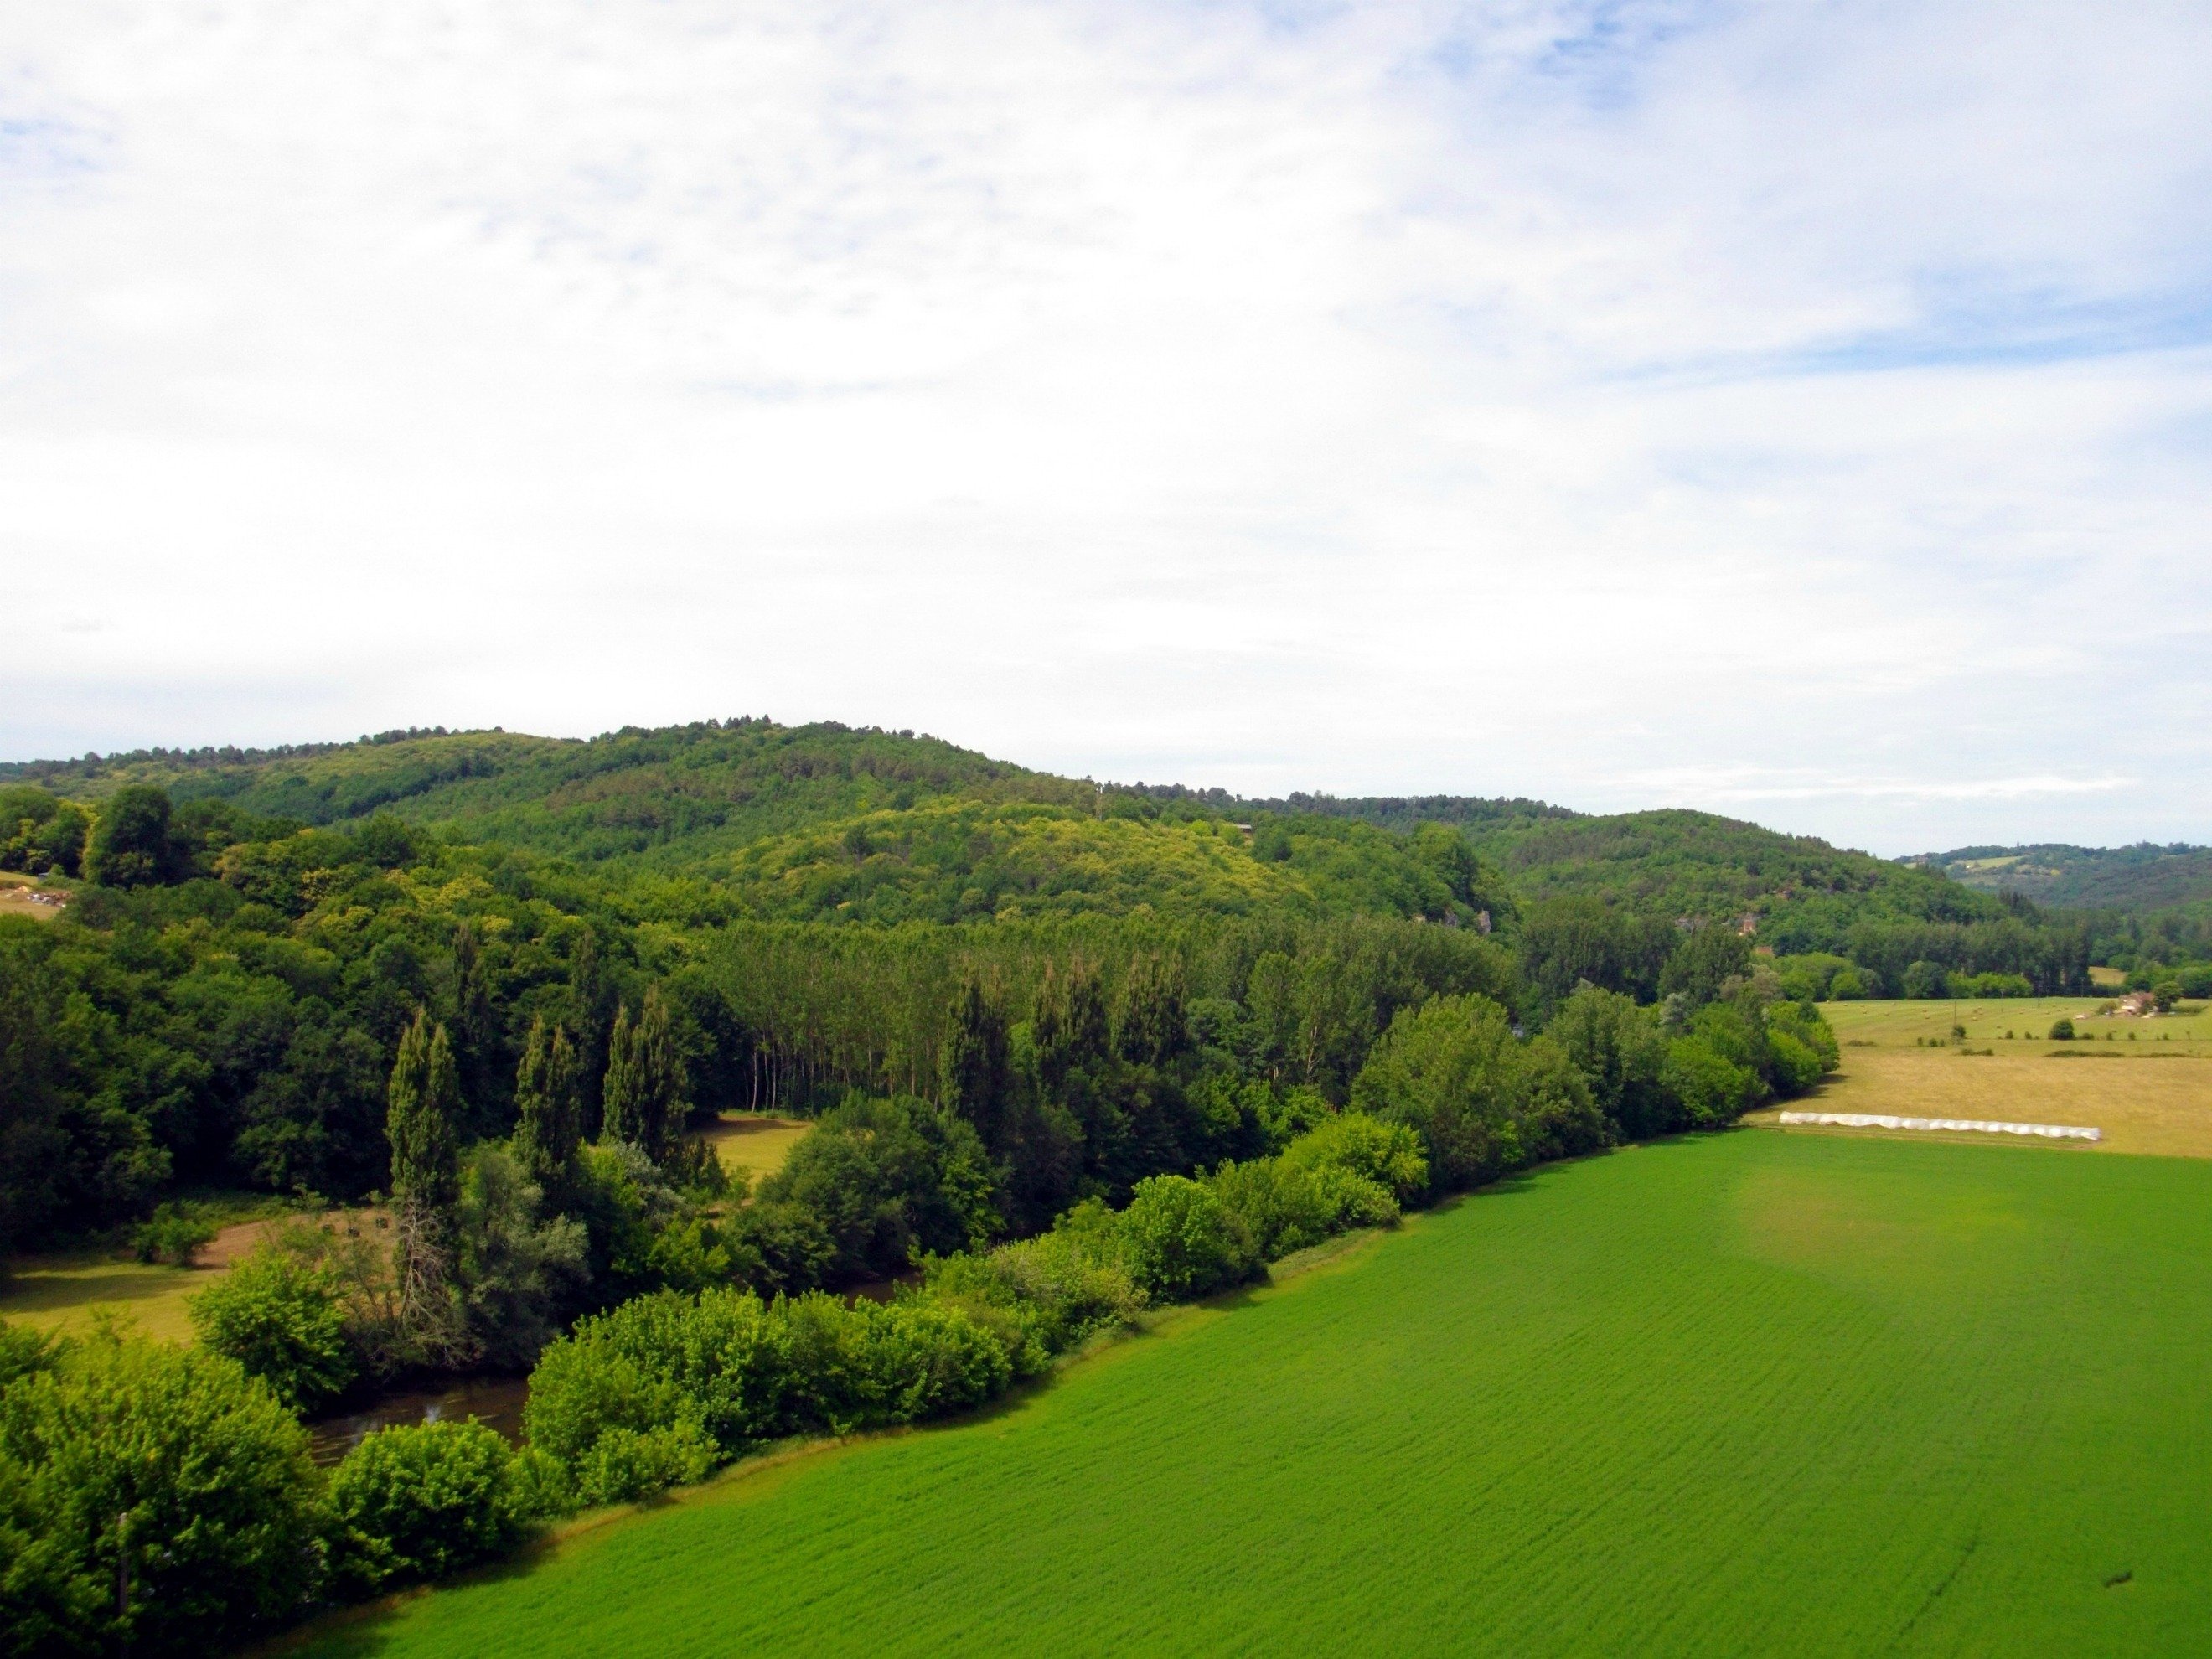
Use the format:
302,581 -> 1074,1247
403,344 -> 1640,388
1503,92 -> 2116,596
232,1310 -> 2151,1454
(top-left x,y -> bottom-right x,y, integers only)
1776,1111 -> 2100,1142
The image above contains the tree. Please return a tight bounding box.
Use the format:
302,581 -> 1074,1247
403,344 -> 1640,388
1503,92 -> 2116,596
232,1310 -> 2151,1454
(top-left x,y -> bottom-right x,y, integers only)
453,1145 -> 590,1371
189,1246 -> 358,1411
1114,955 -> 1187,1067
0,1328 -> 326,1655
1348,994 -> 1526,1194
602,987 -> 688,1162
387,1010 -> 466,1353
450,923 -> 500,1133
84,785 -> 183,888
1549,985 -> 1674,1139
513,1016 -> 582,1198
327,1420 -> 529,1596
1658,923 -> 1754,1008
938,976 -> 1010,1150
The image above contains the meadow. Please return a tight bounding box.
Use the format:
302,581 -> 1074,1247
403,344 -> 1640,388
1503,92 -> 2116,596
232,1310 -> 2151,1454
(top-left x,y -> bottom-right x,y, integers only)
1785,999 -> 2212,1156
695,1114 -> 811,1181
285,1129 -> 2212,1656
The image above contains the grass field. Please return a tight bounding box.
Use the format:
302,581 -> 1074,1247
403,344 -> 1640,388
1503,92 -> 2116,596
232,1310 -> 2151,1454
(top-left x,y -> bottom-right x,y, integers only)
1821,996 -> 2212,1053
284,1130 -> 2212,1656
1762,1000 -> 2212,1156
0,1254 -> 217,1343
695,1114 -> 810,1181
2,1207 -> 336,1343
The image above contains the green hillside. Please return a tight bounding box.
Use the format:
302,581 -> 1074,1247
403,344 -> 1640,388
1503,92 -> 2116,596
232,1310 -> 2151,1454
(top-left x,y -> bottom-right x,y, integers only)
3,721 -> 2002,938
0,721 -> 1089,871
1931,842 -> 2212,910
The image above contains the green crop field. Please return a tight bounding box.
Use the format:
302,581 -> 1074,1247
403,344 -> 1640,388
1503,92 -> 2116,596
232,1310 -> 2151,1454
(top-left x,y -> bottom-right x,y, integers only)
286,1130 -> 2212,1656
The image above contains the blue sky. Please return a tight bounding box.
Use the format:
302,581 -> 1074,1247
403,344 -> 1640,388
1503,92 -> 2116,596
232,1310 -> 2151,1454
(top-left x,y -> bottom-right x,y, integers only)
2,1 -> 2207,855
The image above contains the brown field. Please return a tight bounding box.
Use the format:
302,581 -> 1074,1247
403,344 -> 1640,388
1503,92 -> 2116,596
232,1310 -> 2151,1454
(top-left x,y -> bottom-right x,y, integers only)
1752,1000 -> 2212,1157
695,1114 -> 811,1181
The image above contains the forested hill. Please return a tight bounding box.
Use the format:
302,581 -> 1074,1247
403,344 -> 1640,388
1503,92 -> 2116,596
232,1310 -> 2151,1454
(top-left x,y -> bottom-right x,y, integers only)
1927,842 -> 2212,910
1,718 -> 2011,936
0,721 -> 1092,870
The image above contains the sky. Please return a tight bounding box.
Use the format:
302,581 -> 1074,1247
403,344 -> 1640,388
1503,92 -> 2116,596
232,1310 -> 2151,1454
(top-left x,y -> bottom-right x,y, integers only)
3,1 -> 2209,856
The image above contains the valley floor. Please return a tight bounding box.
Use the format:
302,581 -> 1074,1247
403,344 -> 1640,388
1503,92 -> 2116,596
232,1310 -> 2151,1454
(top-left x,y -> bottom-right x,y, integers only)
279,1129 -> 2212,1656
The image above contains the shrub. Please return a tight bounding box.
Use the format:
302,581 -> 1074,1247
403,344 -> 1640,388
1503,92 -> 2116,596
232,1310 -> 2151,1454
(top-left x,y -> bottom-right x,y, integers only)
133,1203 -> 218,1265
328,1419 -> 530,1595
189,1246 -> 359,1412
568,1420 -> 718,1507
524,1287 -> 794,1473
923,1231 -> 1142,1373
1114,1175 -> 1252,1301
2179,965 -> 2212,999
2049,1018 -> 2075,1041
850,1297 -> 1012,1424
1277,1112 -> 1428,1206
1660,1036 -> 1763,1128
0,1328 -> 325,1655
1826,967 -> 1870,1000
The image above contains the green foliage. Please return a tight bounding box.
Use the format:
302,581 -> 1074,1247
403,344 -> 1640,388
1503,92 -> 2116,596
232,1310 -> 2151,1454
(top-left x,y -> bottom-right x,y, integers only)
1348,995 -> 1532,1193
189,1245 -> 359,1411
0,922 -> 168,1247
1274,1110 -> 1428,1207
603,987 -> 688,1160
1899,959 -> 1949,999
85,784 -> 186,889
132,1202 -> 218,1265
752,1096 -> 998,1284
453,1145 -> 591,1371
2049,1017 -> 2076,1041
328,1419 -> 530,1595
921,1231 -> 1143,1375
512,1016 -> 582,1197
1660,1035 -> 1763,1127
0,788 -> 90,878
388,1012 -> 463,1216
1111,1175 -> 1253,1301
523,1284 -> 1011,1504
0,1327 -> 325,1656
1548,987 -> 1674,1139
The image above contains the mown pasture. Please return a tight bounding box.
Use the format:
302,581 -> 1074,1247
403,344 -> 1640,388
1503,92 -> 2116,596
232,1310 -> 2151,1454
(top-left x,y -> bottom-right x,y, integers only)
1822,995 -> 2212,1053
1785,999 -> 2212,1155
286,1131 -> 2212,1656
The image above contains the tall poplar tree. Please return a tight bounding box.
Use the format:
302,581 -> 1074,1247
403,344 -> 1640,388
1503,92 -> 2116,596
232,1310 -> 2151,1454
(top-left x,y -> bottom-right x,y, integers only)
602,986 -> 687,1162
512,1015 -> 581,1198
386,1010 -> 463,1347
938,975 -> 1010,1151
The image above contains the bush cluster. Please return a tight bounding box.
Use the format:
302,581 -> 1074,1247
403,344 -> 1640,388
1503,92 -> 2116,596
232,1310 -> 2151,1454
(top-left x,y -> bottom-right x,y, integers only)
522,1110 -> 1414,1508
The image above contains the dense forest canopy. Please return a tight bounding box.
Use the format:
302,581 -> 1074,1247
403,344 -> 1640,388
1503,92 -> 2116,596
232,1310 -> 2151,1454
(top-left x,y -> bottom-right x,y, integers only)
0,716 -> 2153,1261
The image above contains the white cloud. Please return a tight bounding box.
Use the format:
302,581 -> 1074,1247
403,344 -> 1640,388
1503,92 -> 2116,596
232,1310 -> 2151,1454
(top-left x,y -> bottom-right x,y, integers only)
2,0 -> 2209,853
